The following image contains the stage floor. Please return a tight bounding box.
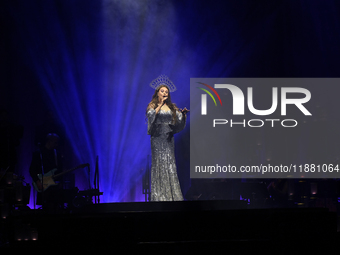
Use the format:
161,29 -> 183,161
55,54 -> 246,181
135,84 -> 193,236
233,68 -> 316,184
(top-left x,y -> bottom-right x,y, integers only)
1,200 -> 339,253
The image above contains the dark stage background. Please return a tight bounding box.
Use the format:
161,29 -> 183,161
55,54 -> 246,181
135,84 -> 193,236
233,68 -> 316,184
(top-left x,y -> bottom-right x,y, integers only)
1,0 -> 340,207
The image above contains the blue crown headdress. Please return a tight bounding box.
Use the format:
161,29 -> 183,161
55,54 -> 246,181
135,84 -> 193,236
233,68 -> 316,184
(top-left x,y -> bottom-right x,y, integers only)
149,75 -> 177,92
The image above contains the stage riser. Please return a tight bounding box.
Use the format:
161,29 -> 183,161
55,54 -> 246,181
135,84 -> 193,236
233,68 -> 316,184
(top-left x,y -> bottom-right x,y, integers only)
6,207 -> 336,246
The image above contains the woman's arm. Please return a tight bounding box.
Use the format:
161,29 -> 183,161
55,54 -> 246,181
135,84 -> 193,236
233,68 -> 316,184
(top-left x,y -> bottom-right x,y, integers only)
172,110 -> 187,134
147,100 -> 165,115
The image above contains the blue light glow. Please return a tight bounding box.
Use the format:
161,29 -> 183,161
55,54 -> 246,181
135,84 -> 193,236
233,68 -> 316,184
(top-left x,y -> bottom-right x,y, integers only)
3,0 -> 340,206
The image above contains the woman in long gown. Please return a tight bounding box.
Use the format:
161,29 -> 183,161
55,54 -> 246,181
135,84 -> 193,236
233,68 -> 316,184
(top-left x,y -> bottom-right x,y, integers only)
146,83 -> 189,201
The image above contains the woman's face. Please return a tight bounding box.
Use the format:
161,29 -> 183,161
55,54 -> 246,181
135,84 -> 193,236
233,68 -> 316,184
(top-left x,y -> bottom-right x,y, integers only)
157,86 -> 169,101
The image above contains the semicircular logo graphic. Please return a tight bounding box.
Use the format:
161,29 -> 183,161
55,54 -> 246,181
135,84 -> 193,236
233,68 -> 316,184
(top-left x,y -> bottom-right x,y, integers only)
197,82 -> 222,115
196,82 -> 223,107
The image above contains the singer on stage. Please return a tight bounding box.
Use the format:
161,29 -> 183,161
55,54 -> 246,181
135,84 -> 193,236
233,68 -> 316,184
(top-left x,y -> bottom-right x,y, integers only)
146,75 -> 189,201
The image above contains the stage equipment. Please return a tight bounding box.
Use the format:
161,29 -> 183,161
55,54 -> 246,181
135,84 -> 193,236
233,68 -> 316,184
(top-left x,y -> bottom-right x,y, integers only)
33,163 -> 89,192
72,189 -> 103,208
0,171 -> 31,219
142,155 -> 151,202
93,156 -> 100,203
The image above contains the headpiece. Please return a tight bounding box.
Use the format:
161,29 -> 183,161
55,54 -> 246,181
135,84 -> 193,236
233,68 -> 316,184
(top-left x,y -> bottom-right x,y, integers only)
149,74 -> 177,92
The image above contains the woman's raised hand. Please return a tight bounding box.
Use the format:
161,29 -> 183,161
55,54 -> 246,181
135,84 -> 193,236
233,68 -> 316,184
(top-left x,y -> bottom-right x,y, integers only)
180,107 -> 190,115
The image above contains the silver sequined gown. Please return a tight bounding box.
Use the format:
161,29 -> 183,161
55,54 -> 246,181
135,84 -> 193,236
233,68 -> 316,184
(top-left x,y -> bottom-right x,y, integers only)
147,108 -> 186,201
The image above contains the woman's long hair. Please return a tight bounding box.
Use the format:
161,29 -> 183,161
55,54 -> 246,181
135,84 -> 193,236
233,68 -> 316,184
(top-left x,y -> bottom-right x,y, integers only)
146,85 -> 178,123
